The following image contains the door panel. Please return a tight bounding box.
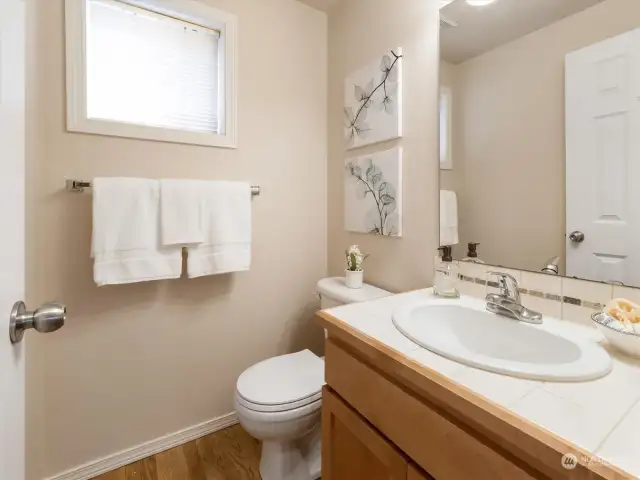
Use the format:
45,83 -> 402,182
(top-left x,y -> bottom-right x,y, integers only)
566,28 -> 640,285
0,0 -> 26,479
408,464 -> 434,480
322,387 -> 408,480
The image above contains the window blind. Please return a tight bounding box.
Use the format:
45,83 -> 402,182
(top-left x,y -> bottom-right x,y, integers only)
86,0 -> 220,133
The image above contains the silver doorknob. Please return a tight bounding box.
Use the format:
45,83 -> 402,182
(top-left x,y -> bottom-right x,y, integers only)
569,231 -> 585,243
9,301 -> 66,344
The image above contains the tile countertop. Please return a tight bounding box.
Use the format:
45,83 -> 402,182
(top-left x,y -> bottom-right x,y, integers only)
324,290 -> 640,479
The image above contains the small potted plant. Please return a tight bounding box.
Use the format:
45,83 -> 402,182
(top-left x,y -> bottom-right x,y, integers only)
345,245 -> 369,289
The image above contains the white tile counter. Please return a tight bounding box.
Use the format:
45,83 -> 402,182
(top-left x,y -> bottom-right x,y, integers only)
325,290 -> 640,478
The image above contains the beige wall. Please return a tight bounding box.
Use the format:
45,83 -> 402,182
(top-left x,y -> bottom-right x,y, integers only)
446,0 -> 640,271
327,0 -> 440,293
439,61 -> 459,193
25,0 -> 327,477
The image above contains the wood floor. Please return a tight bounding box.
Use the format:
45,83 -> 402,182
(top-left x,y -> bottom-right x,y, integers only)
93,425 -> 262,480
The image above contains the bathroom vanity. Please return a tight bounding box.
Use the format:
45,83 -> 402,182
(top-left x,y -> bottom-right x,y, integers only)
317,291 -> 640,480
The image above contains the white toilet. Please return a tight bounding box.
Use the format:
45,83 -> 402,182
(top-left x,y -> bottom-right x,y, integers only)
234,277 -> 391,480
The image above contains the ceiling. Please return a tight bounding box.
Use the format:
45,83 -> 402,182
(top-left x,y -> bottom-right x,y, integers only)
441,0 -> 606,64
296,0 -> 342,12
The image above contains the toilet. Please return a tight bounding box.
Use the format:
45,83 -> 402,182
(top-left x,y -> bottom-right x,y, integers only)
234,277 -> 391,480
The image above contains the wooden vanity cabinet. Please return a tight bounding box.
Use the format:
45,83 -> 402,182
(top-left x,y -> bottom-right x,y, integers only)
408,465 -> 434,480
322,337 -> 537,479
318,312 -> 631,480
322,386 -> 433,480
322,387 -> 411,480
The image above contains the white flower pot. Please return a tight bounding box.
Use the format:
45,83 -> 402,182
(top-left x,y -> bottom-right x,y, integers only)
345,270 -> 364,289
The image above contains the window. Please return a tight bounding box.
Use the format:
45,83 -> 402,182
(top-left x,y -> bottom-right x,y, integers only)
66,0 -> 237,148
440,86 -> 453,170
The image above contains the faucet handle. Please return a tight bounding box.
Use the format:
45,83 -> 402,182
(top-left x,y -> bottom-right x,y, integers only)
487,272 -> 520,303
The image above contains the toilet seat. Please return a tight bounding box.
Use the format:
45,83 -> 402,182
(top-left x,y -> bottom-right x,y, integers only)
236,350 -> 324,413
237,390 -> 322,413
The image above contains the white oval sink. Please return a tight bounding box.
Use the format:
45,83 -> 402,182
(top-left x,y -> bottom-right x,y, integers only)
393,301 -> 612,382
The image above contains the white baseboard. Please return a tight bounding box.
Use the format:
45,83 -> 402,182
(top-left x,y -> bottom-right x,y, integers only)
46,412 -> 238,480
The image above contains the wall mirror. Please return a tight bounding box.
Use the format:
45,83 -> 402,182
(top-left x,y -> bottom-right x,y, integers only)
438,0 -> 640,288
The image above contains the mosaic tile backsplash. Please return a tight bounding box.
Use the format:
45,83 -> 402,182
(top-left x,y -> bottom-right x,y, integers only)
454,262 -> 640,328
460,274 -> 605,309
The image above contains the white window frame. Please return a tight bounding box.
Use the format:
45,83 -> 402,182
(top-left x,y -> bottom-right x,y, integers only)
65,0 -> 237,148
440,86 -> 453,170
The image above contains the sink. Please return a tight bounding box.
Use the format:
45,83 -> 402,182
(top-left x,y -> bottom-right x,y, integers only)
393,300 -> 612,382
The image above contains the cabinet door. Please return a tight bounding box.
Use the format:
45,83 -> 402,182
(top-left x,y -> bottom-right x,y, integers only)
408,464 -> 434,480
322,387 -> 408,480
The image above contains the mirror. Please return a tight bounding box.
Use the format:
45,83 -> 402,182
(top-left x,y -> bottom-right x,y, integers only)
438,0 -> 640,288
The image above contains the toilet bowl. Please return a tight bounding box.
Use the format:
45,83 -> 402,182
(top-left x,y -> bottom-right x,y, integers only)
235,277 -> 391,480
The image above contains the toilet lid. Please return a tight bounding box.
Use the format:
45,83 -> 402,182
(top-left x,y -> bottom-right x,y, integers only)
236,350 -> 325,409
317,277 -> 392,305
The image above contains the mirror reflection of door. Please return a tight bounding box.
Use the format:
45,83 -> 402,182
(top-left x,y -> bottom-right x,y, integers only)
566,29 -> 640,286
438,0 -> 640,288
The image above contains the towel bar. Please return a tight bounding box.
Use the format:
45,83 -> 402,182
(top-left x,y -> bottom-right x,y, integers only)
65,179 -> 261,196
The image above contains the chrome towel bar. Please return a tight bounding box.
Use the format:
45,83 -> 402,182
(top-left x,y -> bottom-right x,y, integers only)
65,179 -> 261,196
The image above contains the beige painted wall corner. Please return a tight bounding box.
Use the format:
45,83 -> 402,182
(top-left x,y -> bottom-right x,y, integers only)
327,0 -> 441,293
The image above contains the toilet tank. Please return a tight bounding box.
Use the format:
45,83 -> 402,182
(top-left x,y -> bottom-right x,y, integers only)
317,277 -> 392,309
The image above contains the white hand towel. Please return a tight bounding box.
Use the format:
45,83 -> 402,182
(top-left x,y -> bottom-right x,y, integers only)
187,181 -> 252,278
160,179 -> 204,246
92,178 -> 183,286
440,190 -> 459,246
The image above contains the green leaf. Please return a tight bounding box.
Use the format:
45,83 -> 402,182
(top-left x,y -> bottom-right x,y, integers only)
350,252 -> 359,271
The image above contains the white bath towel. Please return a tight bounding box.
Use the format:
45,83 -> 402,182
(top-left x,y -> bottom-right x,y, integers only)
92,178 -> 183,286
160,179 -> 204,246
440,190 -> 459,246
187,181 -> 252,278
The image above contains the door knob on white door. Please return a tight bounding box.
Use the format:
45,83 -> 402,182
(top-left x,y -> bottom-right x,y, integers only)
9,301 -> 66,344
569,231 -> 585,243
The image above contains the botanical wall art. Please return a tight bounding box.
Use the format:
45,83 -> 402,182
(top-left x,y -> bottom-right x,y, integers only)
344,48 -> 403,149
344,148 -> 403,237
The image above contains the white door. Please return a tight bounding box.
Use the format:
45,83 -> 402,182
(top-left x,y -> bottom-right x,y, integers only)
566,28 -> 640,286
0,0 -> 26,478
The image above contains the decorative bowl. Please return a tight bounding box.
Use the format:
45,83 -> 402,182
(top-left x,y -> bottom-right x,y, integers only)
591,312 -> 640,358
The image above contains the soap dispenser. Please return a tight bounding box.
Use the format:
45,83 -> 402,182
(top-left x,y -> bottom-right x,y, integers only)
434,246 -> 460,298
462,242 -> 485,264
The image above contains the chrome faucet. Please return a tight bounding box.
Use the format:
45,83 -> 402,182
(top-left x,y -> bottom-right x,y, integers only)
485,272 -> 543,324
